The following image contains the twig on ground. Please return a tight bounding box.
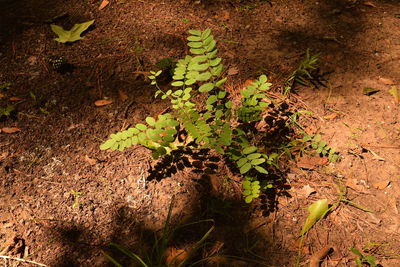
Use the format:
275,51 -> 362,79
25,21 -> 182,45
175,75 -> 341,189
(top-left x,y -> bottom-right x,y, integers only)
0,255 -> 47,267
309,245 -> 335,267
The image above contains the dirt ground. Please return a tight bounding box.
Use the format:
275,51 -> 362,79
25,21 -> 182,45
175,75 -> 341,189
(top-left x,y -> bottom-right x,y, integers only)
1,0 -> 400,266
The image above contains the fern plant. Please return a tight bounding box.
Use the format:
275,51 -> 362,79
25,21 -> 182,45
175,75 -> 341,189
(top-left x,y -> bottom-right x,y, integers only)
101,29 -> 277,203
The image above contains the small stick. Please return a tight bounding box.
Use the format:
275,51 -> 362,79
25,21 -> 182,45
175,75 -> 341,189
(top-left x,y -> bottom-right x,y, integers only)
0,255 -> 47,267
309,245 -> 335,267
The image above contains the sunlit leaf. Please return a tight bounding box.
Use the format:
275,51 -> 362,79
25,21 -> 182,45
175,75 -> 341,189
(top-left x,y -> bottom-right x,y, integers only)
51,20 -> 95,43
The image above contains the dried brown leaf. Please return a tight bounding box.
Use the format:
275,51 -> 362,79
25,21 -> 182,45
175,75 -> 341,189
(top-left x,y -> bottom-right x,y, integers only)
372,180 -> 390,190
1,127 -> 21,134
94,99 -> 113,106
9,97 -> 23,101
227,66 -> 239,76
297,155 -> 328,170
84,155 -> 97,165
98,0 -> 109,10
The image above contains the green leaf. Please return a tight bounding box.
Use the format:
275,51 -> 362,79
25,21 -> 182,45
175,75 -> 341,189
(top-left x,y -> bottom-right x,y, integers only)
237,158 -> 248,168
254,166 -> 268,174
187,42 -> 203,48
145,117 -> 156,126
215,77 -> 227,88
300,199 -> 329,236
259,75 -> 267,83
188,29 -> 201,36
100,139 -> 116,150
251,158 -> 265,165
246,153 -> 261,160
243,146 -> 258,154
201,28 -> 212,39
206,95 -> 218,105
136,123 -> 147,131
199,83 -> 215,93
206,40 -> 216,52
171,81 -> 184,87
197,72 -> 212,81
192,63 -> 210,71
245,195 -> 253,203
190,48 -> 206,55
240,163 -> 252,174
243,180 -> 251,189
211,64 -> 223,76
217,90 -> 227,99
51,20 -> 95,43
185,79 -> 196,86
243,190 -> 252,196
210,58 -> 221,67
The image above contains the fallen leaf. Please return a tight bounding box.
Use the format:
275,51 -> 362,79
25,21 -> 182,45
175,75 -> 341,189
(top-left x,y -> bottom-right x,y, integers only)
372,180 -> 390,190
378,77 -> 395,85
94,99 -> 113,106
223,10 -> 230,20
227,66 -> 239,76
0,93 -> 4,98
363,1 -> 376,7
298,184 -> 316,198
1,127 -> 21,134
297,155 -> 328,170
389,85 -> 399,104
345,178 -> 369,193
363,87 -> 380,96
83,155 -> 97,165
118,89 -> 128,102
323,113 -> 338,120
9,97 -> 23,101
51,20 -> 95,43
98,0 -> 109,10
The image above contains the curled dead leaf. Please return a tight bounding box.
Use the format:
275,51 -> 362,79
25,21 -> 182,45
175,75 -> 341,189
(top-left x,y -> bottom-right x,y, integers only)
227,66 -> 239,76
298,184 -> 316,198
372,180 -> 390,190
9,97 -> 24,101
1,127 -> 21,134
83,155 -> 97,165
297,155 -> 328,170
94,99 -> 113,106
98,0 -> 109,10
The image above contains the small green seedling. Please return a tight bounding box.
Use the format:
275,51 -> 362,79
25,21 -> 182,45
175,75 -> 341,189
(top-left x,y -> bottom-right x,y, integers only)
351,248 -> 378,267
296,199 -> 330,267
0,82 -> 12,91
0,105 -> 15,119
51,20 -> 95,43
70,190 -> 83,208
